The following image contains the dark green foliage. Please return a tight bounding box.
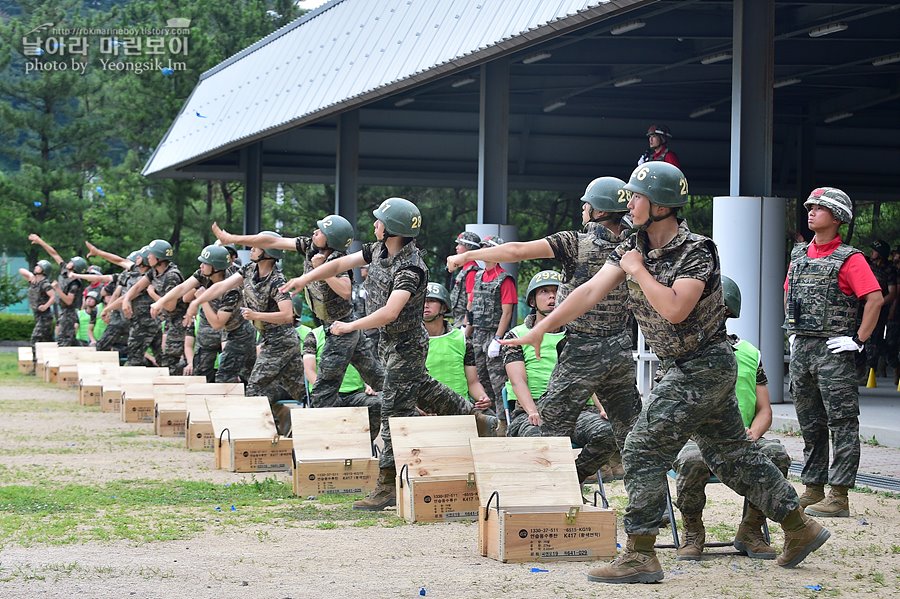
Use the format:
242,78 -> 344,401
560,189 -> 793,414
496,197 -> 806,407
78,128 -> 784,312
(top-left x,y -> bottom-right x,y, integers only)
0,313 -> 34,340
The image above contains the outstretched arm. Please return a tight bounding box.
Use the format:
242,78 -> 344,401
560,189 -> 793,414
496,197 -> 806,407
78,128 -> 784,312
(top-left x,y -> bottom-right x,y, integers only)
211,222 -> 296,251
29,234 -> 64,265
184,272 -> 243,326
151,277 -> 200,318
18,268 -> 35,282
330,289 -> 410,335
85,241 -> 132,269
281,251 -> 367,294
447,239 -> 554,272
71,273 -> 114,284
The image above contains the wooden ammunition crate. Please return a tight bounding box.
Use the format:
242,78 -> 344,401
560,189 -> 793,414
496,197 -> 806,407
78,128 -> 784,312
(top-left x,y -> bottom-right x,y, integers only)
471,437 -> 616,563
392,415 -> 480,523
17,347 -> 33,375
291,407 -> 378,497
211,397 -> 291,472
151,376 -> 208,436
34,342 -> 57,380
185,395 -> 248,451
121,382 -> 155,423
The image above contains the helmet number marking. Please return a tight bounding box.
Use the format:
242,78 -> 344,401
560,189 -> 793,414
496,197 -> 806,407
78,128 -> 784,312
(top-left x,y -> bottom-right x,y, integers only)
410,215 -> 421,229
636,166 -> 650,181
678,178 -> 688,196
617,189 -> 627,203
321,217 -> 333,228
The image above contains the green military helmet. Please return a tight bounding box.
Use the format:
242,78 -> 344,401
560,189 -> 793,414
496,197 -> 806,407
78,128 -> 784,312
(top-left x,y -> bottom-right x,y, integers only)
317,214 -> 354,250
526,270 -> 564,307
137,246 -> 152,266
373,197 -> 421,237
721,275 -> 741,319
147,239 -> 174,260
581,176 -> 629,212
258,231 -> 284,259
223,244 -> 239,258
803,187 -> 852,223
35,259 -> 53,276
198,244 -> 230,271
127,249 -> 140,263
70,256 -> 88,274
623,161 -> 689,207
85,289 -> 101,303
455,231 -> 481,248
425,282 -> 451,309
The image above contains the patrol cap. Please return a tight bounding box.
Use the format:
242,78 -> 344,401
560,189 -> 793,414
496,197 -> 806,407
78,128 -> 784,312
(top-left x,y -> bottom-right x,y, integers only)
872,239 -> 890,258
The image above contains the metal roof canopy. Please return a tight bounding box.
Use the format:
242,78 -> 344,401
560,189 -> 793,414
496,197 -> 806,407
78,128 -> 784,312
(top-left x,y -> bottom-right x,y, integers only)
144,0 -> 900,202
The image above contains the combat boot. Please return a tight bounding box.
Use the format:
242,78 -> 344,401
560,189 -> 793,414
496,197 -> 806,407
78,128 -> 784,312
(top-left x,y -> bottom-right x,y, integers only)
352,466 -> 396,511
797,484 -> 825,509
733,504 -> 776,559
474,412 -> 493,437
495,419 -> 508,438
776,508 -> 831,568
586,534 -> 663,584
804,485 -> 850,518
675,513 -> 705,561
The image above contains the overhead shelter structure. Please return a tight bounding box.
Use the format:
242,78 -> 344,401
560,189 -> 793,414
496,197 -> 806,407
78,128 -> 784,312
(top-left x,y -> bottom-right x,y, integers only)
145,0 -> 900,403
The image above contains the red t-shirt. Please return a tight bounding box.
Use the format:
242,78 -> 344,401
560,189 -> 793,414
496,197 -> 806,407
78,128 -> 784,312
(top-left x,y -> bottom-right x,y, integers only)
480,265 -> 518,305
463,260 -> 478,304
783,236 -> 881,298
654,147 -> 681,168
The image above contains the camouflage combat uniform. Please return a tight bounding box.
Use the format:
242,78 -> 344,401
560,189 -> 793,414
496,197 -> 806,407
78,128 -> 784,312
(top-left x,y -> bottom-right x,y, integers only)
193,266 -> 256,383
540,222 -> 643,451
786,242 -> 866,488
146,262 -> 187,375
191,311 -> 221,382
449,261 -> 479,326
865,257 -> 896,372
503,314 -> 618,482
96,274 -> 131,354
303,327 -> 382,440
471,266 -> 514,413
125,267 -> 162,366
362,241 -> 473,469
674,334 -> 791,515
55,271 -> 83,347
611,220 -> 799,535
296,236 -> 384,407
28,275 -> 55,356
240,262 -> 307,432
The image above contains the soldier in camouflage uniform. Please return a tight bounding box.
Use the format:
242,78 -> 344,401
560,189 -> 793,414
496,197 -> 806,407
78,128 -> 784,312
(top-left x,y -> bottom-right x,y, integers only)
509,162 -> 831,583
469,236 -> 517,419
100,248 -> 162,365
864,240 -> 896,378
19,259 -> 56,362
29,233 -> 86,347
673,276 -> 792,561
191,232 -> 307,434
212,216 -> 384,406
284,197 -> 493,511
786,188 -> 883,519
124,240 -> 186,375
95,280 -> 129,355
503,270 -> 618,484
448,231 -> 481,331
448,177 -> 642,449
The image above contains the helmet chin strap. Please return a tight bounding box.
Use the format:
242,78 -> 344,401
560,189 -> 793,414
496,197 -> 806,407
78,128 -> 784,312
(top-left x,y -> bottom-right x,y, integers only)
423,312 -> 443,323
536,307 -> 554,316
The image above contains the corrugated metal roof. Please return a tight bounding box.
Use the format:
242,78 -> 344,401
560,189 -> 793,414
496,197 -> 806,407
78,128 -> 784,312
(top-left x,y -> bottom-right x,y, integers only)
143,0 -> 648,177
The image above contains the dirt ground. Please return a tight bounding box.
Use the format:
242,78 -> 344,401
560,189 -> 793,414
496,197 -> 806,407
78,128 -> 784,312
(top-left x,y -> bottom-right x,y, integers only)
1,380 -> 898,599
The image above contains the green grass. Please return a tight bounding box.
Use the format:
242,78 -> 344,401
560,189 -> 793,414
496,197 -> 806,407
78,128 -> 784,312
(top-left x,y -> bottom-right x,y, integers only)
0,352 -> 24,383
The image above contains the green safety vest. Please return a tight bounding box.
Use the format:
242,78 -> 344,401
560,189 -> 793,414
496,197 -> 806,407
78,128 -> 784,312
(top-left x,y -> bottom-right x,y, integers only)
504,324 -> 565,402
734,339 -> 759,428
312,326 -> 365,393
426,326 -> 470,398
76,304 -> 107,343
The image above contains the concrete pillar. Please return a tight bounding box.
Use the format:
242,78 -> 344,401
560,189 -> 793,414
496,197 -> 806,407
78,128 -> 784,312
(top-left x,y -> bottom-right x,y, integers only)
243,143 -> 263,235
477,60 -> 509,225
336,110 -> 360,234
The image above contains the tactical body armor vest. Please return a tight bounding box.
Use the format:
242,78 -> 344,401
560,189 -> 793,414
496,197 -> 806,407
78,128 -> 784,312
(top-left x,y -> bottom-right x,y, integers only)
626,226 -> 726,359
28,278 -> 52,315
560,223 -> 630,335
299,237 -> 352,323
365,241 -> 428,338
784,243 -> 859,337
449,262 -> 479,324
241,263 -> 293,339
471,268 -> 512,331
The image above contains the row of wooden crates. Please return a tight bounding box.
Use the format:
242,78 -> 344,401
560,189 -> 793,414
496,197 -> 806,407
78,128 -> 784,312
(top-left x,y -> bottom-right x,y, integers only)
21,342 -> 617,563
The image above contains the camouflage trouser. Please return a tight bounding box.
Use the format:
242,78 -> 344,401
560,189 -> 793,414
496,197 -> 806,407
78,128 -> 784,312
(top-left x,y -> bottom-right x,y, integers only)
159,319 -> 186,376
540,330 -> 642,453
31,314 -> 55,360
865,309 -> 890,371
622,340 -> 799,535
378,326 -> 473,469
882,321 -> 899,369
790,335 -> 860,487
194,321 -> 222,382
472,328 -> 508,414
674,437 -> 791,516
248,332 -> 307,436
314,388 -> 382,442
217,322 -> 256,383
96,319 -> 129,354
508,406 -> 617,483
126,314 -> 162,366
56,308 -> 79,347
310,328 -> 384,407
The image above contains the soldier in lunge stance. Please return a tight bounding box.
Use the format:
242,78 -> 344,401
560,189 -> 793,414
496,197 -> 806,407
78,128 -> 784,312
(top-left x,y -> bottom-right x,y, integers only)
19,259 -> 56,362
282,198 -> 492,511
506,162 -> 830,584
28,234 -> 86,347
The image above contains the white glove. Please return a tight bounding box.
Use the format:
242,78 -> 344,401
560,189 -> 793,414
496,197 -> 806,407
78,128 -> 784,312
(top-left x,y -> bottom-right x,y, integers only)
826,336 -> 863,354
488,337 -> 502,358
789,334 -> 796,356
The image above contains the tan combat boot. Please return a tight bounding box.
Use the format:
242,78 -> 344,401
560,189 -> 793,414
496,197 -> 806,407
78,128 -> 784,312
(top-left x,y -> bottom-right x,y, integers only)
733,504 -> 776,559
675,513 -> 705,561
797,484 -> 825,509
777,508 -> 831,568
804,485 -> 850,518
586,534 -> 664,584
352,466 -> 396,511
